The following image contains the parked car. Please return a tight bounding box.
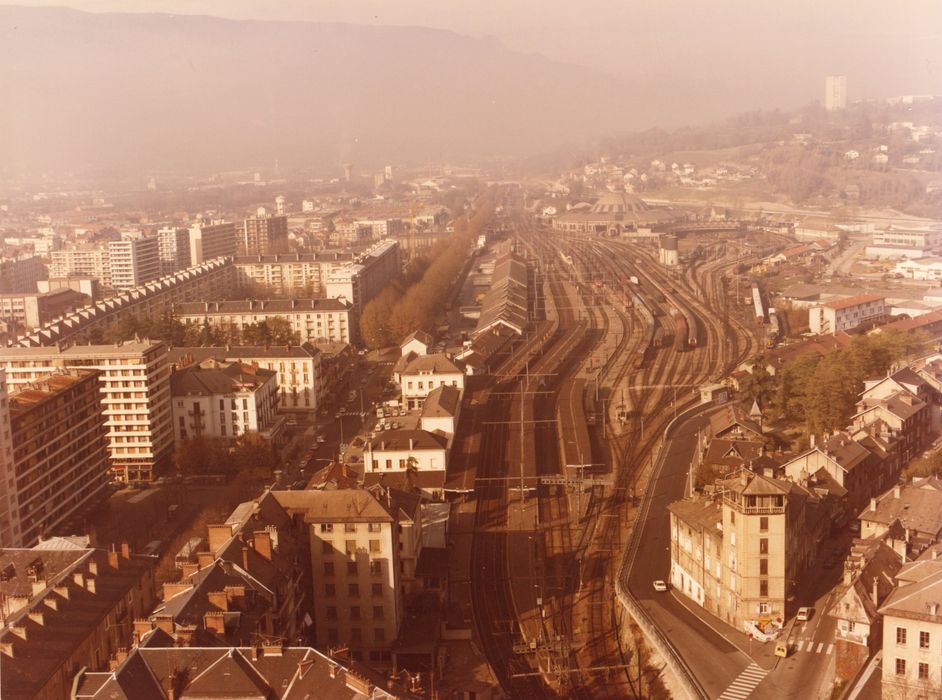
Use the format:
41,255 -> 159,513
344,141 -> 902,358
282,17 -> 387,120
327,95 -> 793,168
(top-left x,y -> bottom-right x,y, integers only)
317,435 -> 326,444
391,421 -> 399,430
652,580 -> 668,592
797,607 -> 813,622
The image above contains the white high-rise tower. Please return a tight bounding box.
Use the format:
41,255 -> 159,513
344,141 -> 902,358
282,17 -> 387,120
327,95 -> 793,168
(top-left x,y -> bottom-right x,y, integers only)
825,75 -> 847,111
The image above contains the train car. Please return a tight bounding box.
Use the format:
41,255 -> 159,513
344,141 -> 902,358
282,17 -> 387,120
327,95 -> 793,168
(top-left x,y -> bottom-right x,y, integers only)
752,285 -> 766,324
674,314 -> 689,352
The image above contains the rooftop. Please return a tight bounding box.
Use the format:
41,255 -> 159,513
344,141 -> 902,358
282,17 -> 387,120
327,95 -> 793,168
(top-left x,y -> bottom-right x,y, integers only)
821,293 -> 885,311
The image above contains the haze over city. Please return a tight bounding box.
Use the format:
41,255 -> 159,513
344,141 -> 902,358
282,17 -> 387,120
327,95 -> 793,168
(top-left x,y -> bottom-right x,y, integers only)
0,3 -> 941,700
2,1 -> 940,174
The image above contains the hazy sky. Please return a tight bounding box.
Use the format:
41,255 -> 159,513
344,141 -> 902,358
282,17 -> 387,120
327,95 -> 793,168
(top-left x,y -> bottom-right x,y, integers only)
11,0 -> 942,98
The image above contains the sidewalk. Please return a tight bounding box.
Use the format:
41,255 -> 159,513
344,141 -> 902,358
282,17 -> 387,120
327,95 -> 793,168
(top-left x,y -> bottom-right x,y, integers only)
670,589 -> 783,671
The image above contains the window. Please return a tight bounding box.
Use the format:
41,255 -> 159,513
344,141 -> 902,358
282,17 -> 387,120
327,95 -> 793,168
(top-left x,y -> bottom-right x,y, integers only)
374,628 -> 386,643
347,561 -> 358,576
759,538 -> 768,555
369,561 -> 382,577
325,584 -> 336,597
730,511 -> 735,524
344,523 -> 357,533
759,559 -> 768,576
369,539 -> 380,553
759,579 -> 768,597
320,523 -> 333,533
348,583 -> 360,598
897,627 -> 907,645
345,540 -> 356,556
895,658 -> 905,676
918,662 -> 929,680
373,605 -> 383,619
321,541 -> 333,555
350,605 -> 361,620
368,523 -> 382,533
759,517 -> 768,532
328,628 -> 339,644
326,605 -> 337,620
350,627 -> 362,643
372,583 -> 383,597
921,631 -> 930,649
323,562 -> 335,576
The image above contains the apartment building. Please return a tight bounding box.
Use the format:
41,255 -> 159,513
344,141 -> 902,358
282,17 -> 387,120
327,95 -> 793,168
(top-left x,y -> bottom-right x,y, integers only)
0,255 -> 46,293
156,225 -> 192,275
108,236 -> 160,290
175,298 -> 353,344
138,490 -> 310,649
879,559 -> 942,699
324,239 -> 401,311
170,359 -> 282,445
50,246 -> 110,286
0,341 -> 173,482
809,294 -> 886,334
240,214 -> 289,255
0,371 -> 17,547
168,343 -> 324,413
873,227 -> 942,250
0,543 -> 158,700
669,470 -> 823,638
73,645 -> 411,699
354,218 -> 406,241
0,288 -> 87,332
234,251 -> 353,296
16,258 -> 235,348
274,486 -> 423,668
6,369 -> 109,546
852,389 -> 930,464
859,479 -> 942,544
394,353 -> 465,409
188,220 -> 237,264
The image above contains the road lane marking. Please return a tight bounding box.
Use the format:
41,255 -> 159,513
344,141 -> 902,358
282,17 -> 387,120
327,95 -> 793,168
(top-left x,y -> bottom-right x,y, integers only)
827,643 -> 834,655
717,663 -> 768,700
795,640 -> 804,651
816,642 -> 824,653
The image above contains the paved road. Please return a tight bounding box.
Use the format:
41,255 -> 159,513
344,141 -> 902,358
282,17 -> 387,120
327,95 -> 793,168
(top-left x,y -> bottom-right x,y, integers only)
627,407 -> 751,697
627,405 -> 842,698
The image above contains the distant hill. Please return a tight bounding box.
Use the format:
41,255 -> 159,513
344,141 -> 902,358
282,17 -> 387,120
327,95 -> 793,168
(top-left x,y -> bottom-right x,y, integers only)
0,5 -> 658,175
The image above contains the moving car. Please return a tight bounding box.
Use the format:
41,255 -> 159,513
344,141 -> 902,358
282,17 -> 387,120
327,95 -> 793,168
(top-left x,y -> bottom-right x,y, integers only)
652,580 -> 668,592
797,606 -> 813,622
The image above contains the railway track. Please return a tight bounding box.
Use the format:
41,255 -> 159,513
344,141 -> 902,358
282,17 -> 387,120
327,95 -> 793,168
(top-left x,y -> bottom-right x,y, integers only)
469,207 -> 763,697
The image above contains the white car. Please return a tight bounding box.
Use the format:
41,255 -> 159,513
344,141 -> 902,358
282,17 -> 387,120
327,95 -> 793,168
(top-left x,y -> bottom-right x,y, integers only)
653,580 -> 668,592
797,606 -> 813,622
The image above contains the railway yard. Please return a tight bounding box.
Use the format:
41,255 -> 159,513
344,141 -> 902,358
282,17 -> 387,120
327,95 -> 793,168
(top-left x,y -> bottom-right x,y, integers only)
460,195 -> 778,698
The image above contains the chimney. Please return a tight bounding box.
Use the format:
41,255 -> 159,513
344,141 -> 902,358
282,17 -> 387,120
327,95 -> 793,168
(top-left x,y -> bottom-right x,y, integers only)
153,615 -> 174,634
253,531 -> 273,560
204,611 -> 226,634
329,662 -> 339,679
162,582 -> 191,600
872,577 -> 880,607
207,524 -> 233,554
894,485 -> 901,499
241,546 -> 250,571
108,548 -> 120,570
197,552 -> 215,569
810,434 -> 816,448
133,619 -> 153,642
409,438 -> 414,451
934,549 -> 939,561
870,497 -> 877,511
180,562 -> 199,579
120,542 -> 130,560
85,578 -> 96,594
207,590 -> 229,612
843,569 -> 852,586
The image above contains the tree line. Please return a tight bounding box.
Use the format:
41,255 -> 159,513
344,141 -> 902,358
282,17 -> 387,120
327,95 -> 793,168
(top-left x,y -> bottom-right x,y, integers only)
81,311 -> 300,347
739,330 -> 930,440
359,193 -> 497,349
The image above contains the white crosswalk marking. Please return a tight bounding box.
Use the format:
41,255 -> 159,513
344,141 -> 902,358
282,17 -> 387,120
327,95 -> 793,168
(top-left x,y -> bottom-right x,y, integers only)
827,643 -> 834,655
796,640 -> 805,652
816,642 -> 824,653
717,663 -> 769,700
